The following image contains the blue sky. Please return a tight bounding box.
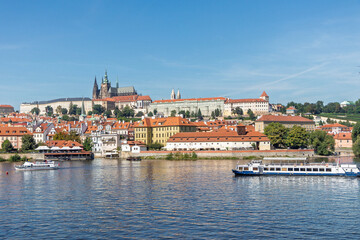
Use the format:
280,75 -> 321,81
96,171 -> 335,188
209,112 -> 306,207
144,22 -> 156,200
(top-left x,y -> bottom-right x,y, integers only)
1,0 -> 360,110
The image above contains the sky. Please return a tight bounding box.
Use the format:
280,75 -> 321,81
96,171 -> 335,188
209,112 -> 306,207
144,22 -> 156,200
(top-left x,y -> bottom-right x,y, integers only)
1,0 -> 360,110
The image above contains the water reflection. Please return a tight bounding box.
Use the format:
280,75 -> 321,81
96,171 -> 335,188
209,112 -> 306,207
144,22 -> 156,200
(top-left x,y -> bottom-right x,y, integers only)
0,158 -> 359,239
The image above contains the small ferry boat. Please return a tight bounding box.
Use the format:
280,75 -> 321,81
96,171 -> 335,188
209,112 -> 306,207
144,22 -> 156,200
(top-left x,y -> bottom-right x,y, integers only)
126,157 -> 142,161
15,160 -> 60,171
233,160 -> 360,177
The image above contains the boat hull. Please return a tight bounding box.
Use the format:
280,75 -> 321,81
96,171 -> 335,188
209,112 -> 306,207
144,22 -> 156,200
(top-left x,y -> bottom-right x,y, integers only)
232,169 -> 360,177
15,166 -> 59,171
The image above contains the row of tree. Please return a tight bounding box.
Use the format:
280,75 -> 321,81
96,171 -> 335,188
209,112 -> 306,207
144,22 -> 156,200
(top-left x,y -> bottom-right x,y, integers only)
1,134 -> 37,152
264,123 -> 335,155
283,100 -> 360,115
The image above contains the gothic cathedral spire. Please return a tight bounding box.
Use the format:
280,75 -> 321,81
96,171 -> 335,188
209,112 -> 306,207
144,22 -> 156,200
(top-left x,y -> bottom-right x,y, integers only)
177,89 -> 181,99
171,88 -> 176,100
92,76 -> 99,99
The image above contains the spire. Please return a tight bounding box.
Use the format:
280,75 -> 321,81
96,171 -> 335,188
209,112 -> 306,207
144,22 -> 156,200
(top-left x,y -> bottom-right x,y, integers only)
171,88 -> 176,100
94,76 -> 98,87
116,76 -> 119,88
104,70 -> 108,83
177,89 -> 181,99
81,98 -> 86,116
93,76 -> 99,99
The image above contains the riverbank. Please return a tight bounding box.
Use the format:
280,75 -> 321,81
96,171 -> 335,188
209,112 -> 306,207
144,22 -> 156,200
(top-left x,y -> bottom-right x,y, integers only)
120,149 -> 315,160
0,153 -> 44,161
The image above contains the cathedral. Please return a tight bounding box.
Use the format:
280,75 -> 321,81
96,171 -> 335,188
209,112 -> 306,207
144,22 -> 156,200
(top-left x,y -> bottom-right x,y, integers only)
92,71 -> 137,99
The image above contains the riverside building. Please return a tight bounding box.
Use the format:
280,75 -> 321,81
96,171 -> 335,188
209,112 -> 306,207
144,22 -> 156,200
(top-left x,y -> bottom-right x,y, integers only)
255,115 -> 316,133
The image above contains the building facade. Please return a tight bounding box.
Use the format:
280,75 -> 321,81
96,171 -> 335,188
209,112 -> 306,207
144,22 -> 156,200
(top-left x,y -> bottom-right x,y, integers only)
224,91 -> 271,116
134,117 -> 197,145
255,115 -> 316,133
0,105 -> 14,114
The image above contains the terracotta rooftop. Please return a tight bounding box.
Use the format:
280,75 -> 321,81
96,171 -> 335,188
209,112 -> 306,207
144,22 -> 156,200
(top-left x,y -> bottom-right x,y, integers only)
256,115 -> 314,123
0,126 -> 32,136
134,116 -> 195,128
260,91 -> 269,97
153,97 -> 226,104
226,98 -> 268,103
333,132 -> 352,140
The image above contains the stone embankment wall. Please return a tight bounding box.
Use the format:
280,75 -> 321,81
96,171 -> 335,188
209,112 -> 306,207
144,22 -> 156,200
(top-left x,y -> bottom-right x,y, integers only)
121,149 -> 315,159
0,153 -> 44,160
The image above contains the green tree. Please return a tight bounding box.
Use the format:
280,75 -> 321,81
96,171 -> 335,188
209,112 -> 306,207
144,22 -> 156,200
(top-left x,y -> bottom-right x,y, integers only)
153,109 -> 158,115
285,126 -> 308,149
309,130 -> 335,156
136,111 -> 144,117
53,131 -> 81,143
62,115 -> 70,121
114,107 -> 121,117
87,111 -> 93,115
211,111 -> 216,119
93,104 -> 105,115
2,140 -> 13,152
45,105 -> 53,116
171,110 -> 177,117
61,108 -> 68,115
21,134 -> 37,151
264,122 -> 288,148
148,111 -> 154,117
122,106 -> 135,118
197,109 -> 203,120
68,102 -> 75,115
185,110 -> 190,118
83,137 -> 93,151
31,107 -> 40,115
9,154 -> 21,162
56,105 -> 62,115
352,122 -> 360,142
247,109 -> 256,121
76,107 -> 82,115
233,107 -> 243,117
104,110 -> 112,118
148,142 -> 163,150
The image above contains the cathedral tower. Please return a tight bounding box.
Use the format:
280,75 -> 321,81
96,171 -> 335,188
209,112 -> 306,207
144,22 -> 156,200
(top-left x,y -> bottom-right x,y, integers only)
176,89 -> 181,99
92,76 -> 99,99
171,89 -> 176,100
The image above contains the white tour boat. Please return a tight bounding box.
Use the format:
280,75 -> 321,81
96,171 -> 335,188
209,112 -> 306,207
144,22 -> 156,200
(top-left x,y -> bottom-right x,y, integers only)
233,160 -> 360,177
15,160 -> 60,171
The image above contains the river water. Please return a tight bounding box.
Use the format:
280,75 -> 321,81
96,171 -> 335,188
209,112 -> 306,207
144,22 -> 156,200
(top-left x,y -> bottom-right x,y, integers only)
0,158 -> 360,239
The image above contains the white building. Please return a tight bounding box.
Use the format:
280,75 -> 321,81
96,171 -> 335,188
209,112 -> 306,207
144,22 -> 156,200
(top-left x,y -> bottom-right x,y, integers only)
121,140 -> 147,153
224,91 -> 271,116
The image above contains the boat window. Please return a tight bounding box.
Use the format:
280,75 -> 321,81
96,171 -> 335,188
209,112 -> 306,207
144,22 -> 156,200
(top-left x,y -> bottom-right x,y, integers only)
238,167 -> 243,171
326,168 -> 331,172
244,167 -> 249,171
294,168 -> 299,171
253,167 -> 258,171
313,168 -> 318,172
300,168 -> 305,171
276,168 -> 280,171
270,168 -> 275,171
288,168 -> 293,171
306,168 -> 312,171
281,168 -> 287,171
264,167 -> 268,171
319,168 -> 325,172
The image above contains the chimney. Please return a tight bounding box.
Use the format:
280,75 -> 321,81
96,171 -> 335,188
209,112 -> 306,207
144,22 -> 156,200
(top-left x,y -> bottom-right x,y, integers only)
236,125 -> 246,135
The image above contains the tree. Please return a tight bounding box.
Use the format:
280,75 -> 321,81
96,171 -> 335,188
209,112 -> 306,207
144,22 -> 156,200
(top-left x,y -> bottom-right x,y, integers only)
197,109 -> 203,120
83,137 -> 93,151
264,122 -> 288,148
352,123 -> 360,142
53,131 -> 81,143
76,107 -> 82,115
233,107 -> 243,117
247,109 -> 256,121
93,104 -> 105,115
31,107 -> 40,115
45,105 -> 53,116
87,111 -> 93,115
171,110 -> 177,117
104,110 -> 112,118
285,126 -> 308,149
309,130 -> 335,156
114,107 -> 121,117
2,140 -> 13,152
122,106 -> 135,118
136,111 -> 144,117
148,142 -> 163,150
56,105 -> 62,115
21,134 -> 37,151
62,115 -> 70,121
211,111 -> 216,119
153,109 -> 158,115
185,110 -> 190,118
148,111 -> 154,117
61,108 -> 68,115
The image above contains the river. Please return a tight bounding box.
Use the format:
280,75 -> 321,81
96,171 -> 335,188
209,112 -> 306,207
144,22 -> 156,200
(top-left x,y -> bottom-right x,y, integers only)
0,158 -> 359,239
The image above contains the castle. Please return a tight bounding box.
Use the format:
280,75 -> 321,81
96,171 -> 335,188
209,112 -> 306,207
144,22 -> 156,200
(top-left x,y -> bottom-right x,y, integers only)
92,71 -> 137,99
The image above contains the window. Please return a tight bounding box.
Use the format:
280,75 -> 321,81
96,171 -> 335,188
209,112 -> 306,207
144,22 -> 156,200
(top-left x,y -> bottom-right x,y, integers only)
313,168 -> 318,172
288,168 -> 293,171
319,168 -> 325,172
276,168 -> 280,171
253,167 -> 258,171
326,168 -> 331,172
244,167 -> 249,171
264,167 -> 268,171
306,168 -> 312,172
270,168 -> 275,171
300,168 -> 305,171
281,168 -> 287,171
294,168 -> 299,171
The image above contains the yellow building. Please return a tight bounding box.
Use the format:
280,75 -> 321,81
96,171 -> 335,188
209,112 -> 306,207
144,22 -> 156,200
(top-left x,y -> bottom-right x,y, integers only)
134,117 -> 196,145
255,115 -> 316,133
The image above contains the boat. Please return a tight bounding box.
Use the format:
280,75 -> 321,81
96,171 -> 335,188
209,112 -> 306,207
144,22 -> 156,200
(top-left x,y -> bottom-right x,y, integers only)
15,160 -> 60,171
232,160 -> 360,177
126,156 -> 142,161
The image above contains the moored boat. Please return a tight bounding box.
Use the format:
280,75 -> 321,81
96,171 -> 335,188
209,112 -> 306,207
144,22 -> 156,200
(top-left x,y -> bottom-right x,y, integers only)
15,160 -> 60,171
233,160 -> 360,177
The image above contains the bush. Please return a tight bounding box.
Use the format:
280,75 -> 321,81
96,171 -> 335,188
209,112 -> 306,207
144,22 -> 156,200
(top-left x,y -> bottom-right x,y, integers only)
166,153 -> 173,160
9,154 -> 21,162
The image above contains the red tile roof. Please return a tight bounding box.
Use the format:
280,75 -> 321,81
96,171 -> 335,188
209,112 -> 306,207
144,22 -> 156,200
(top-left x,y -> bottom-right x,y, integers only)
333,132 -> 352,140
256,115 -> 314,123
226,98 -> 267,103
260,91 -> 268,97
46,140 -> 83,148
0,126 -> 32,136
137,95 -> 152,101
0,105 -> 14,108
134,117 -> 195,127
153,97 -> 226,103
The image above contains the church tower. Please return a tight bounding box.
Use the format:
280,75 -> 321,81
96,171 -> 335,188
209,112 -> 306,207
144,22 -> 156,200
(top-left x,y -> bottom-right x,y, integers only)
171,89 -> 176,100
100,70 -> 111,99
260,91 -> 269,101
176,89 -> 181,99
92,76 -> 99,99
